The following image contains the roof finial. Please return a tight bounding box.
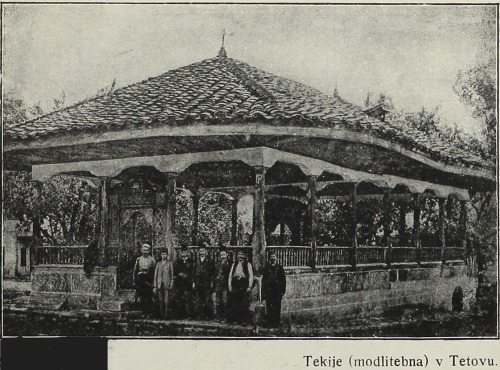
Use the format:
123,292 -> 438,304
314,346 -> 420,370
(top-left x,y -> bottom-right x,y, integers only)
218,29 -> 227,58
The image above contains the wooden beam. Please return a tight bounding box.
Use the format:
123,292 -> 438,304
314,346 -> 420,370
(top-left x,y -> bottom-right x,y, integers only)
382,190 -> 392,267
307,175 -> 318,269
351,183 -> 359,269
230,197 -> 238,246
165,173 -> 178,256
252,166 -> 267,274
97,177 -> 110,267
460,200 -> 468,251
31,181 -> 44,269
399,201 -> 407,246
191,191 -> 200,246
30,146 -> 472,200
439,198 -> 447,264
413,194 -> 422,266
9,124 -> 493,181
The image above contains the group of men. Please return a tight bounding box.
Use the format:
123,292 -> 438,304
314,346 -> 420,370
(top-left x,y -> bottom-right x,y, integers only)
132,242 -> 287,327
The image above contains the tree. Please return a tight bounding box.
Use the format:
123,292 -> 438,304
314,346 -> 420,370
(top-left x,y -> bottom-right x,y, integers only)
454,61 -> 496,155
3,90 -> 101,246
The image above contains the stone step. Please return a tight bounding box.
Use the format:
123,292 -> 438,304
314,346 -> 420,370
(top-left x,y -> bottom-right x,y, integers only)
97,298 -> 134,312
28,293 -> 67,311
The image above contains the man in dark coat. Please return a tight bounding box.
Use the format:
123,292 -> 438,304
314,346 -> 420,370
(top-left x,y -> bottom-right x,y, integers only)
262,251 -> 286,328
228,251 -> 254,324
214,248 -> 232,320
173,244 -> 194,319
193,242 -> 215,319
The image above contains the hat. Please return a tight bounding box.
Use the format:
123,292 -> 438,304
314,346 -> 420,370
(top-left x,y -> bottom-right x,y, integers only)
180,244 -> 189,252
160,248 -> 168,254
141,243 -> 151,250
198,241 -> 208,249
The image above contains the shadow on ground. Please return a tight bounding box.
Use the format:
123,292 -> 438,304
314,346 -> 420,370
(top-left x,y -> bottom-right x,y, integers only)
3,303 -> 496,337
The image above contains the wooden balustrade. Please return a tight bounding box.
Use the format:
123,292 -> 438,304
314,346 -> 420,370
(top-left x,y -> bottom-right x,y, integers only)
267,246 -> 312,267
36,243 -> 464,270
445,248 -> 466,261
357,246 -> 386,264
36,246 -> 87,265
391,247 -> 417,264
316,246 -> 350,266
420,247 -> 442,262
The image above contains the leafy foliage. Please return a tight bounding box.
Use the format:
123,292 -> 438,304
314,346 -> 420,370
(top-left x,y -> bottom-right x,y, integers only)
3,172 -> 99,245
198,192 -> 232,246
316,199 -> 351,246
454,61 -> 497,155
468,192 -> 497,274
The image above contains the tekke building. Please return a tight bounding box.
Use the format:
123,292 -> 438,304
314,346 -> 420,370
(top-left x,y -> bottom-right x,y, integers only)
4,45 -> 495,316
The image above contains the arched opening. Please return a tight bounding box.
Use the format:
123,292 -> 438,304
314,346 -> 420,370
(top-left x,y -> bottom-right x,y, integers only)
265,198 -> 307,246
119,210 -> 153,288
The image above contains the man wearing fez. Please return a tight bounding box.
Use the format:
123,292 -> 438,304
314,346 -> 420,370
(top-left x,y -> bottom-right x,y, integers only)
262,251 -> 287,328
153,248 -> 174,319
228,251 -> 254,324
173,244 -> 194,318
132,243 -> 156,312
214,246 -> 232,320
193,242 -> 215,319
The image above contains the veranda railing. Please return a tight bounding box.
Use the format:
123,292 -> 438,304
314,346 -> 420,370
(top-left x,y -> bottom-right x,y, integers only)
34,244 -> 465,267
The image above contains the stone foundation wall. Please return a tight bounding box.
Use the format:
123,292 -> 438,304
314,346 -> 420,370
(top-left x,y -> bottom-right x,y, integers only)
30,263 -> 476,316
280,264 -> 477,319
31,265 -> 117,309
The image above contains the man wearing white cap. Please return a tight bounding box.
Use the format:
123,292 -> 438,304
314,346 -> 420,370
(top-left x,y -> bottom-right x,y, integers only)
133,243 -> 156,312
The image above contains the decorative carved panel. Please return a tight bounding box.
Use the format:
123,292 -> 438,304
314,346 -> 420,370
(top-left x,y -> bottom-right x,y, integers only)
153,208 -> 167,249
122,208 -> 153,227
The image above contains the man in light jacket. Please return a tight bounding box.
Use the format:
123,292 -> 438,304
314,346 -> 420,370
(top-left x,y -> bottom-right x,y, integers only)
153,248 -> 174,319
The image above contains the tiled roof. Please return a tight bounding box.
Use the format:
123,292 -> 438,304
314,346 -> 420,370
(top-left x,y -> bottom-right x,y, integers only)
4,50 -> 492,169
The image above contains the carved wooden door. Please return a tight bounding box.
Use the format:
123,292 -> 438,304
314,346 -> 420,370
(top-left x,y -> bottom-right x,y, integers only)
118,209 -> 154,289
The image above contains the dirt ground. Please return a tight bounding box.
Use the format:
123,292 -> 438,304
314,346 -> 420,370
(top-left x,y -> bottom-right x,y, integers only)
2,304 -> 496,337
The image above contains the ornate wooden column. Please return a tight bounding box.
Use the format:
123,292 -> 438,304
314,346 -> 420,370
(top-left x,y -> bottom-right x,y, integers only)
97,177 -> 111,266
413,194 -> 422,266
31,180 -> 44,269
252,166 -> 267,274
439,197 -> 447,264
460,200 -> 468,257
230,196 -> 239,246
382,190 -> 392,267
191,190 -> 200,246
350,183 -> 359,269
398,201 -> 407,246
307,175 -> 318,269
165,172 -> 178,257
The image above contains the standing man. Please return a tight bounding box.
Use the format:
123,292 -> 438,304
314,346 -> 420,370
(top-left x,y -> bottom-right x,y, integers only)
228,251 -> 254,324
133,243 -> 156,313
173,244 -> 194,319
153,248 -> 174,319
214,247 -> 231,320
193,242 -> 215,319
262,251 -> 287,328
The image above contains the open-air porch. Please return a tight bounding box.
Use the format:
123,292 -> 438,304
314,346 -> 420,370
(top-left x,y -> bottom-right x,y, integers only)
28,146 -> 473,311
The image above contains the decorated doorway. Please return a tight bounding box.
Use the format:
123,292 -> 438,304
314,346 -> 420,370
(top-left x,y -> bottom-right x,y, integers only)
118,209 -> 154,289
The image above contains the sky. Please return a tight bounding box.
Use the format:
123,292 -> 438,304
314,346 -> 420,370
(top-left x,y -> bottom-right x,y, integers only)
3,4 -> 497,135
